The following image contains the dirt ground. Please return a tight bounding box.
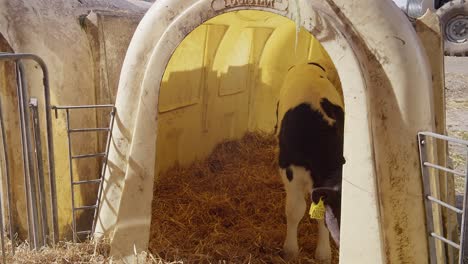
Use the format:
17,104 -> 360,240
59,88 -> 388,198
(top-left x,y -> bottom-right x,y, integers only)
444,56 -> 468,194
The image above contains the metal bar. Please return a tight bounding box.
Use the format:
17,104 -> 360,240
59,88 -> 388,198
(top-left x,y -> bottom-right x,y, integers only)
16,62 -> 38,249
69,128 -> 110,133
15,62 -> 32,248
427,195 -> 463,214
0,90 -> 8,261
73,205 -> 97,211
459,148 -> 468,264
51,104 -> 114,110
418,134 -> 438,264
0,81 -> 15,254
71,153 -> 106,159
19,62 -> 43,248
419,131 -> 468,146
76,230 -> 92,235
424,162 -> 466,177
0,185 -> 6,264
431,232 -> 461,249
29,98 -> 49,246
92,107 -> 116,234
65,110 -> 77,242
72,179 -> 101,185
39,55 -> 58,245
0,53 -> 58,243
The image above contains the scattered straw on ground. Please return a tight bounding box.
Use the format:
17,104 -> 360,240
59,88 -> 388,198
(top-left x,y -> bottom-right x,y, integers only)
149,132 -> 338,263
4,239 -> 172,263
3,239 -> 110,264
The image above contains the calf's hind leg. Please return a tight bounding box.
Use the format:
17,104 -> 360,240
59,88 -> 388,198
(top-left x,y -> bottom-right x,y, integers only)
280,166 -> 310,260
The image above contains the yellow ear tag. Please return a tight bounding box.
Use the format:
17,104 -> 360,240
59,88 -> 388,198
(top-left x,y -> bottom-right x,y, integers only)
309,197 -> 325,219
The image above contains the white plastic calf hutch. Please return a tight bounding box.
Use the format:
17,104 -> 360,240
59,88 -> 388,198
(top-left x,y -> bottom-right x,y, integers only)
94,0 -> 448,263
0,0 -> 451,263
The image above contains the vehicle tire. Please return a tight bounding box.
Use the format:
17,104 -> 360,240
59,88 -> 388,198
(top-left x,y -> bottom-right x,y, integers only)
437,0 -> 468,56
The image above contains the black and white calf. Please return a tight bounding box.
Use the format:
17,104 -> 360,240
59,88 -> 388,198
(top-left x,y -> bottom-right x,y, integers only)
276,63 -> 345,262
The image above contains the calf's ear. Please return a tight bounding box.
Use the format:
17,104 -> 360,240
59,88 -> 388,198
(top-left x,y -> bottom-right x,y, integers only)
311,187 -> 341,247
325,205 -> 340,247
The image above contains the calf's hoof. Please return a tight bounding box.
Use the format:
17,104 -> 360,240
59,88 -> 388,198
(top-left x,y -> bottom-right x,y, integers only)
281,246 -> 299,261
314,250 -> 332,264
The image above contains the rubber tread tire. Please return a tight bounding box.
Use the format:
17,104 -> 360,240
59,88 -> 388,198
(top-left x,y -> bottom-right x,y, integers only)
437,0 -> 468,56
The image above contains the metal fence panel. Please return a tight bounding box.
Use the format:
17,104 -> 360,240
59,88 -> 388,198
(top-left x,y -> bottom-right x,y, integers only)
418,131 -> 468,264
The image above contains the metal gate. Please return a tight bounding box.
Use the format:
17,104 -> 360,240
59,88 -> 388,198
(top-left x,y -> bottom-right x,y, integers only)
0,52 -> 116,261
51,104 -> 115,242
0,52 -> 116,262
0,53 -> 58,262
418,131 -> 468,264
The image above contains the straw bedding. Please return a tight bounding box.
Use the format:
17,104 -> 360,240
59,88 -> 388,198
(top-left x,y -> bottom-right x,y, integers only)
5,132 -> 338,263
4,239 -> 111,263
149,132 -> 338,263
5,238 -> 178,263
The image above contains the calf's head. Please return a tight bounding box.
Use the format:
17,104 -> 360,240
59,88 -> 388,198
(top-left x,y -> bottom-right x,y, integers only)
311,176 -> 342,248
